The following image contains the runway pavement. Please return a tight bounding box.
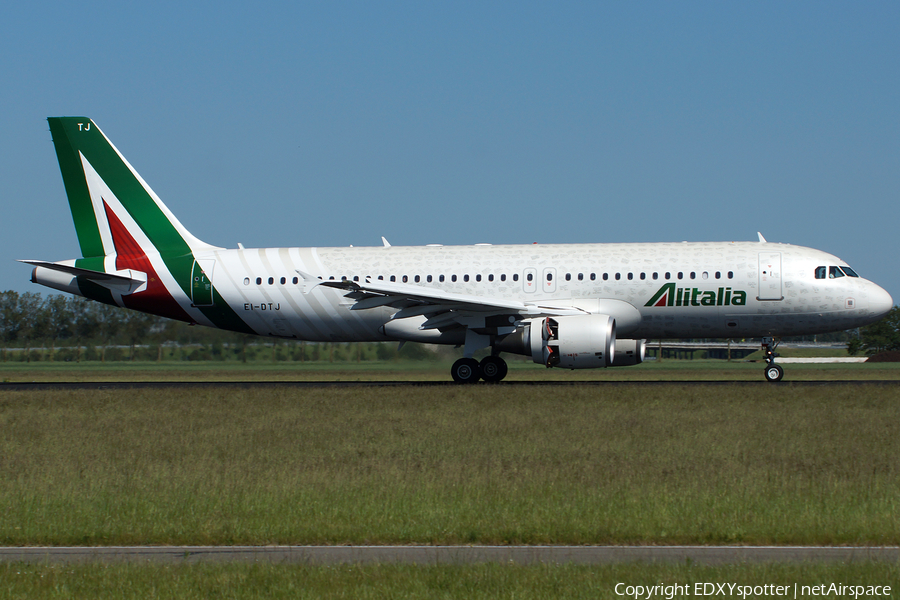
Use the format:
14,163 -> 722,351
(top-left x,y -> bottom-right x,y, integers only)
2,380 -> 899,392
1,546 -> 898,565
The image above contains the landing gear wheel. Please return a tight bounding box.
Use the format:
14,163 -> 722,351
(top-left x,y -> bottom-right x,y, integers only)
451,358 -> 482,383
479,356 -> 508,383
764,363 -> 784,382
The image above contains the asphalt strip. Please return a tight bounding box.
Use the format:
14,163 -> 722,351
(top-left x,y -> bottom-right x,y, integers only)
2,381 -> 900,392
1,546 -> 898,565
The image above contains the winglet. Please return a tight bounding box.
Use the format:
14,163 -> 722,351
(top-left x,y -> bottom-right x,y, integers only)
757,232 -> 767,243
381,236 -> 391,248
295,270 -> 323,294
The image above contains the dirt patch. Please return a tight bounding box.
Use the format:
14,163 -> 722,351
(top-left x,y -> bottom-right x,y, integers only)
866,351 -> 900,363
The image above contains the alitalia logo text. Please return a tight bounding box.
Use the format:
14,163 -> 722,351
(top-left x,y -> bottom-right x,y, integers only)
644,283 -> 747,307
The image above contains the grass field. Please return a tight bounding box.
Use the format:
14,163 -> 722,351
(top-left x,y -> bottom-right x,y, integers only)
1,358 -> 900,382
1,382 -> 899,547
1,562 -> 898,599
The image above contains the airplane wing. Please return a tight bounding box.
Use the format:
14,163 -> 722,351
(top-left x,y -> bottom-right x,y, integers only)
298,271 -> 588,330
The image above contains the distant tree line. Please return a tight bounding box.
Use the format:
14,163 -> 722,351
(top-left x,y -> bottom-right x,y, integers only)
0,291 -> 437,363
1,291 -> 896,362
847,306 -> 900,356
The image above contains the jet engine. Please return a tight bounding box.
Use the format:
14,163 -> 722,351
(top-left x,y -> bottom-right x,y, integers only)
493,315 -> 646,369
495,315 -> 615,368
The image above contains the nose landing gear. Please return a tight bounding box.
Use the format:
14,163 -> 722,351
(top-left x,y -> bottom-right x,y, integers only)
761,337 -> 783,382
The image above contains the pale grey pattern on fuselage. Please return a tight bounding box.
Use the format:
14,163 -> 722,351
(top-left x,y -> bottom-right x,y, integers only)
201,241 -> 888,342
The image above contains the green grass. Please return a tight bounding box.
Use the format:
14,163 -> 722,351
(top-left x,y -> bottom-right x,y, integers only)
2,384 -> 899,546
1,359 -> 899,382
1,562 -> 898,599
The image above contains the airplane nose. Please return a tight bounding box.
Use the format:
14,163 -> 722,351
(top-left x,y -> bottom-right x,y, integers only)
868,284 -> 894,319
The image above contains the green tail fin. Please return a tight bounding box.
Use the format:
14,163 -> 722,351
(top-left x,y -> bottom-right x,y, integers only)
47,117 -> 213,259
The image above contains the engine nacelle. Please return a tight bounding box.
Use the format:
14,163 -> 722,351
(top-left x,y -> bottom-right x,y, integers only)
611,339 -> 645,367
522,314 -> 615,369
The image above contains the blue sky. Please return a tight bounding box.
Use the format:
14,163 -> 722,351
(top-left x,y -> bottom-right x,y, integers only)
2,1 -> 898,302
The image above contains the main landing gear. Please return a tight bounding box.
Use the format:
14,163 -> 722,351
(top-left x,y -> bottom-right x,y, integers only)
761,337 -> 783,382
450,328 -> 510,383
451,355 -> 509,383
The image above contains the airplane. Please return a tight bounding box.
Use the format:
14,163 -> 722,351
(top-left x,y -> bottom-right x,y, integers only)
21,117 -> 894,383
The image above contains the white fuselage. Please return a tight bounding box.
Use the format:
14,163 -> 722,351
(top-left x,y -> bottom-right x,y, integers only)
195,240 -> 892,343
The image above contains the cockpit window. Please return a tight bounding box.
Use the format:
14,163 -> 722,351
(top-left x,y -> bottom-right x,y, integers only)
815,266 -> 826,279
829,266 -> 845,279
841,266 -> 859,277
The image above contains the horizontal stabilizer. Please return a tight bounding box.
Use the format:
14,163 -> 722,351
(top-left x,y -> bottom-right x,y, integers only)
20,260 -> 147,294
20,260 -> 143,283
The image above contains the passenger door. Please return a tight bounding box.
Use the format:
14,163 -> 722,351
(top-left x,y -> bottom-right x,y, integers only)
191,259 -> 216,306
758,252 -> 783,301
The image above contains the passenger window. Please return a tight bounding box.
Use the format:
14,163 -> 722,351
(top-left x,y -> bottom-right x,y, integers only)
292,277 -> 299,284
690,272 -> 696,280
488,274 -> 494,282
464,274 -> 470,282
527,273 -> 533,282
255,277 -> 261,285
627,273 -> 633,280
639,273 -> 645,280
615,273 -> 621,280
414,275 -> 420,283
547,273 -> 553,281
665,272 -> 670,280
727,271 -> 734,279
268,277 -> 275,285
602,273 -> 608,281
578,273 -> 584,281
378,275 -> 384,280
715,271 -> 721,279
500,274 -> 506,282
677,272 -> 683,280
590,273 -> 596,281
452,275 -> 457,282
243,277 -> 250,286
702,272 -> 708,280
815,266 -> 826,279
439,275 -> 444,282
474,274 -> 481,282
513,274 -> 519,281
402,275 -> 408,283
652,272 -> 658,280
427,275 -> 432,283
829,266 -> 844,279
565,273 -> 571,281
